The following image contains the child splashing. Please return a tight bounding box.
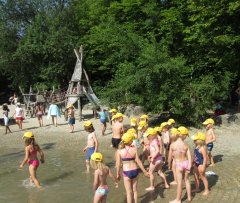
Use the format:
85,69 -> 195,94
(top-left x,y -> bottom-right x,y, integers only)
144,128 -> 169,191
168,126 -> 192,203
20,132 -> 45,188
90,152 -> 118,203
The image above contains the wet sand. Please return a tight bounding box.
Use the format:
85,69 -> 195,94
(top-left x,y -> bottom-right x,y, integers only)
1,107 -> 240,203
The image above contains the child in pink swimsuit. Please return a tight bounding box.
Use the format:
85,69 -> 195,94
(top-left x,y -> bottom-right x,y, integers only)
20,132 -> 45,188
144,128 -> 169,191
168,126 -> 192,203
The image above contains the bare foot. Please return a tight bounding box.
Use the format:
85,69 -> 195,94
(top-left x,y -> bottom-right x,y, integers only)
202,190 -> 209,196
145,186 -> 155,191
163,184 -> 170,189
209,163 -> 215,167
169,199 -> 181,203
188,196 -> 192,202
192,188 -> 200,193
170,181 -> 177,185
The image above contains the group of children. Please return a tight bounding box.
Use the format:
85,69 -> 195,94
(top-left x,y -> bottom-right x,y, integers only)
18,107 -> 217,203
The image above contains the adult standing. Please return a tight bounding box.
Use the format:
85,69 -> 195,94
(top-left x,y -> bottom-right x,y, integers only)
47,102 -> 61,126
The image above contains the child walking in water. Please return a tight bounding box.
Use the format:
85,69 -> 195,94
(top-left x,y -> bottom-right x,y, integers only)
116,131 -> 149,203
2,103 -> 12,134
83,121 -> 98,173
35,103 -> 45,127
192,132 -> 209,196
202,118 -> 216,166
91,152 -> 118,203
67,104 -> 75,133
144,128 -> 169,191
20,132 -> 45,188
97,107 -> 107,136
168,126 -> 192,203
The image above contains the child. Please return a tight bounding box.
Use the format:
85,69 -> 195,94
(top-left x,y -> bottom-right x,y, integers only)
35,103 -> 45,127
202,118 -> 216,166
167,118 -> 176,129
2,103 -> 12,134
144,128 -> 169,191
20,132 -> 45,188
160,122 -> 170,164
83,121 -> 98,173
13,102 -> 24,130
67,104 -> 75,133
192,132 -> 209,196
90,152 -> 118,203
97,107 -> 107,136
138,120 -> 150,165
139,114 -> 149,123
168,126 -> 192,203
116,132 -> 149,203
47,102 -> 61,126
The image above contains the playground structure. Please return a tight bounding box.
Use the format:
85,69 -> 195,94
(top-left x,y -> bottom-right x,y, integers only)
66,45 -> 100,120
19,45 -> 100,120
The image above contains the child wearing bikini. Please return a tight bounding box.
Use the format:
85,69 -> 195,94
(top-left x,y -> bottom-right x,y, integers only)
168,126 -> 192,203
83,121 -> 98,173
202,118 -> 216,166
35,103 -> 45,127
90,152 -> 118,203
192,132 -> 209,196
20,132 -> 45,188
116,132 -> 149,203
144,128 -> 169,191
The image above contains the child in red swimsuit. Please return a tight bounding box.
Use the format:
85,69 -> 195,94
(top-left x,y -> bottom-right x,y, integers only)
20,132 -> 45,188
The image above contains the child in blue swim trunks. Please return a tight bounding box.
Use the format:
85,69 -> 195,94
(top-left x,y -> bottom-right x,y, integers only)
83,121 -> 98,173
202,118 -> 217,167
90,152 -> 118,203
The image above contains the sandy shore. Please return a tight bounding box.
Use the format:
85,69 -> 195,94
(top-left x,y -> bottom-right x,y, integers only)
1,105 -> 240,203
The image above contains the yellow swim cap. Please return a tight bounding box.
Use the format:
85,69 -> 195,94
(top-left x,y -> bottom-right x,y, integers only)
109,108 -> 117,113
84,121 -> 92,127
191,132 -> 206,141
130,117 -> 138,127
144,128 -> 157,138
122,132 -> 135,144
178,126 -> 189,136
138,120 -> 147,130
91,152 -> 103,161
111,113 -> 125,120
140,114 -> 149,120
202,118 -> 215,125
22,131 -> 34,139
167,118 -> 176,125
170,128 -> 179,136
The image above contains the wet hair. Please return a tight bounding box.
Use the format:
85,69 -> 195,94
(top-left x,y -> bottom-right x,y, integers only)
84,125 -> 95,133
90,159 -> 108,170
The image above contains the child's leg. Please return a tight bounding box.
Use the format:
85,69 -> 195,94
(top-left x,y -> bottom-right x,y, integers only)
170,159 -> 177,185
146,163 -> 156,190
198,165 -> 209,196
184,171 -> 192,201
123,177 -> 133,203
93,193 -> 103,203
28,165 -> 41,188
132,177 -> 138,203
19,120 -> 23,130
101,195 -> 107,203
170,168 -> 182,203
208,152 -> 215,166
7,126 -> 12,133
193,164 -> 200,192
85,160 -> 90,173
157,164 -> 169,188
51,116 -> 54,125
102,123 -> 107,136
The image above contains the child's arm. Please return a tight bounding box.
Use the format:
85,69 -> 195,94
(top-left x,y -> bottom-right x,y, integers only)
150,141 -> 160,162
93,133 -> 98,152
201,146 -> 207,168
209,129 -> 216,143
19,147 -> 30,168
83,145 -> 88,152
168,145 -> 173,170
116,150 -> 122,180
135,150 -> 149,177
38,146 -> 45,163
108,168 -> 118,188
186,145 -> 192,172
93,170 -> 99,191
